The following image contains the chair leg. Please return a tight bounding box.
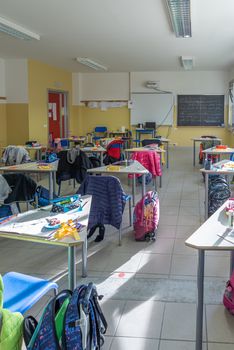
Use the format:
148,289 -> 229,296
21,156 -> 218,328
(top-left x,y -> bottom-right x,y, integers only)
129,198 -> 132,226
58,184 -> 61,197
119,223 -> 122,246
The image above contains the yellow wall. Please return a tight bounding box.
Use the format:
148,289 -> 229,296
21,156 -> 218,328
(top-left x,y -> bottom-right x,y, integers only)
28,60 -> 73,145
74,106 -> 130,136
0,103 -> 7,146
6,104 -> 29,145
73,104 -> 229,146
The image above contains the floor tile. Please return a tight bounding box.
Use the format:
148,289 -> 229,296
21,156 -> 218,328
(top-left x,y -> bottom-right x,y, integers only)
177,215 -> 201,226
205,256 -> 230,278
144,238 -> 174,254
206,305 -> 234,343
173,239 -> 197,255
102,336 -> 113,350
160,215 -> 178,226
176,225 -> 198,238
138,253 -> 171,274
115,300 -> 164,338
180,200 -> 200,207
104,252 -> 142,273
208,343 -> 234,350
159,340 -> 196,350
110,337 -> 160,350
170,255 -> 197,276
157,225 -> 177,238
161,302 -> 205,341
100,299 -> 126,336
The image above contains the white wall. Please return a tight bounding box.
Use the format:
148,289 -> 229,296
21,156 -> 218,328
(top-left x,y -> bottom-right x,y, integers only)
77,72 -> 129,102
0,58 -> 6,103
130,71 -> 229,101
5,59 -> 28,103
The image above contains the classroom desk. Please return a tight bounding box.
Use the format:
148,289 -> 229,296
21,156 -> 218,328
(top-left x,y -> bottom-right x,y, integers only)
124,147 -> 165,188
0,161 -> 58,202
185,201 -> 234,350
0,195 -> 92,290
156,138 -> 170,169
0,146 -> 45,162
107,130 -> 128,138
80,146 -> 106,165
202,146 -> 234,163
135,128 -> 156,141
60,137 -> 87,148
87,160 -> 149,206
191,137 -> 222,166
200,159 -> 234,220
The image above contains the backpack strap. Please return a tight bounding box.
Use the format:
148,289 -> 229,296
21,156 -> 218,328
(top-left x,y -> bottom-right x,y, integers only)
62,285 -> 86,350
26,290 -> 71,350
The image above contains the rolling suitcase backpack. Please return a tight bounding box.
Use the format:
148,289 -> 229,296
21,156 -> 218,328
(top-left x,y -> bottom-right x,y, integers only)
133,191 -> 159,241
223,270 -> 234,315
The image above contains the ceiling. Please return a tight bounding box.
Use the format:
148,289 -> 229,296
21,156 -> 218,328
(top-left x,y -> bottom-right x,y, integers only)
0,0 -> 234,72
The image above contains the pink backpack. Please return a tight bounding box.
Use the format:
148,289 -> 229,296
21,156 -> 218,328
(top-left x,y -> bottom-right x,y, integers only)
223,271 -> 234,315
133,191 -> 159,241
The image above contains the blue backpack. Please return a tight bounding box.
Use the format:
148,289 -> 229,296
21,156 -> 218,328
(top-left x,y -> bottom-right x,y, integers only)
23,283 -> 107,350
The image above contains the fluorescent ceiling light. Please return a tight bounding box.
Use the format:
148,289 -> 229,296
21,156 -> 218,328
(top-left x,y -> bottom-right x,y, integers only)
181,56 -> 194,70
76,57 -> 108,71
0,15 -> 40,40
165,0 -> 192,38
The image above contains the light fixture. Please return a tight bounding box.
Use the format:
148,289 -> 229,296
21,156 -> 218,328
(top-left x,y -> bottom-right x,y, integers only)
76,57 -> 108,71
0,15 -> 40,40
165,0 -> 192,38
180,56 -> 194,70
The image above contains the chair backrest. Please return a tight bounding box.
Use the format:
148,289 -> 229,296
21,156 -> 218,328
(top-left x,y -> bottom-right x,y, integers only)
106,139 -> 124,159
94,126 -> 107,133
142,139 -> 161,147
3,173 -> 37,204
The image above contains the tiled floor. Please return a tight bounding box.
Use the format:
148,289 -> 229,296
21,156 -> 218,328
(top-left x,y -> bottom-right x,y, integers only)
1,146 -> 234,349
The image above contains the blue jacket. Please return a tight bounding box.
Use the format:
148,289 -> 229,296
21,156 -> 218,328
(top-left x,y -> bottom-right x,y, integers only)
77,175 -> 126,229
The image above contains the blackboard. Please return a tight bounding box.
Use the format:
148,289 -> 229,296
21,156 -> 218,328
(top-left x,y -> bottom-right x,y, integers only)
177,95 -> 224,126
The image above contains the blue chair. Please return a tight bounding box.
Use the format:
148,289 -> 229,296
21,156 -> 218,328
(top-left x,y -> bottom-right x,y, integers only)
3,272 -> 58,314
92,126 -> 107,141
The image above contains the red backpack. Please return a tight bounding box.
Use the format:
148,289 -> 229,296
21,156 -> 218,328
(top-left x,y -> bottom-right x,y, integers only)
223,271 -> 234,315
133,191 -> 159,241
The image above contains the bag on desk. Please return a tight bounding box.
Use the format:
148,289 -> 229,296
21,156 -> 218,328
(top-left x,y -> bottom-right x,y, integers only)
223,271 -> 234,315
23,283 -> 108,350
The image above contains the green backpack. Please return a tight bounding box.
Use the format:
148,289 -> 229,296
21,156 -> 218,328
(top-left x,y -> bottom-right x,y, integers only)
0,275 -> 24,350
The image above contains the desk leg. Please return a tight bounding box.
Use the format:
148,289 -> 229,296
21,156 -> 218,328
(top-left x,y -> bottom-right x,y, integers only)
196,249 -> 205,350
193,140 -> 196,166
49,172 -> 53,202
154,176 -> 157,191
142,174 -> 146,197
82,236 -> 88,278
132,175 -> 136,206
159,153 -> 162,188
100,152 -> 104,166
230,251 -> 234,276
205,173 -> 209,220
68,246 -> 76,290
166,142 -> 169,169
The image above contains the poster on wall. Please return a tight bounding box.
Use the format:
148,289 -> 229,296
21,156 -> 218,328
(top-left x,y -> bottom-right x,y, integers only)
52,103 -> 57,121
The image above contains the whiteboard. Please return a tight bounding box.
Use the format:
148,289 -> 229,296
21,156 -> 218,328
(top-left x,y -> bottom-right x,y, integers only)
130,93 -> 174,126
